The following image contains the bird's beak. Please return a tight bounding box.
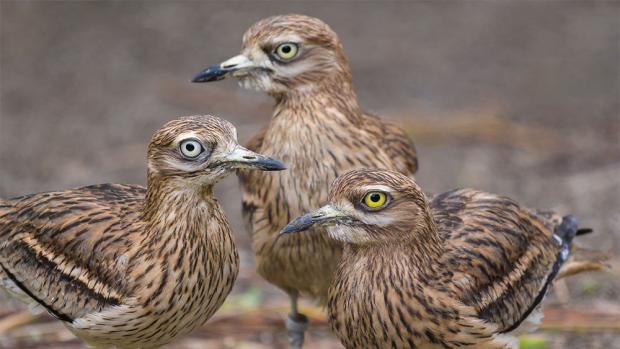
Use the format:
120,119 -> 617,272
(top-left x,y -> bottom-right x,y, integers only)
221,145 -> 286,171
192,54 -> 258,83
281,205 -> 346,234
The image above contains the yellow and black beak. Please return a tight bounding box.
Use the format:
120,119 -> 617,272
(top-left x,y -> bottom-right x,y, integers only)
222,145 -> 286,171
281,205 -> 346,234
192,54 -> 259,83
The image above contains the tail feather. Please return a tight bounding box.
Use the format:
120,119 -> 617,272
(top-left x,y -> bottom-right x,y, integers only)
576,228 -> 593,236
554,215 -> 609,279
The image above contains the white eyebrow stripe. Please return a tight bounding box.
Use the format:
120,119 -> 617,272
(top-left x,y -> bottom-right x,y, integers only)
174,131 -> 201,144
359,185 -> 393,193
271,34 -> 304,44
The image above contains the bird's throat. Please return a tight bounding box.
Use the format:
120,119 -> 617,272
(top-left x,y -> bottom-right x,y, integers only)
273,80 -> 362,123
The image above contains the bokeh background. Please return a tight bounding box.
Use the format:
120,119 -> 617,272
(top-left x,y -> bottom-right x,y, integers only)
1,1 -> 619,348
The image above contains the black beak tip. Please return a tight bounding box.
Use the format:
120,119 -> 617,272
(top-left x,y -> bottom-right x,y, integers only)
263,158 -> 287,171
191,65 -> 226,83
190,75 -> 206,83
280,215 -> 314,235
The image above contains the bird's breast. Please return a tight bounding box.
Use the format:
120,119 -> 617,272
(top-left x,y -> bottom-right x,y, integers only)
73,231 -> 238,348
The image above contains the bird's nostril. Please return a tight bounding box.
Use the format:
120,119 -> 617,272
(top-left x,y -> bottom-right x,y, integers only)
311,213 -> 325,218
222,64 -> 237,69
243,155 -> 256,160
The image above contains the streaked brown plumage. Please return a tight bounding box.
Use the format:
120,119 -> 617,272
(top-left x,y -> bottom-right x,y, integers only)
281,168 -> 606,349
0,115 -> 285,349
192,14 -> 418,347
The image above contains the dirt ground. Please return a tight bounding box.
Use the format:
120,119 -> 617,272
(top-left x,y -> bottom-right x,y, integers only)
0,1 -> 619,348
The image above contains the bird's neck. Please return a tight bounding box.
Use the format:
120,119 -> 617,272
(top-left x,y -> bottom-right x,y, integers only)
131,172 -> 237,314
142,173 -> 219,243
409,228 -> 444,270
408,209 -> 444,266
272,77 -> 363,125
347,224 -> 444,278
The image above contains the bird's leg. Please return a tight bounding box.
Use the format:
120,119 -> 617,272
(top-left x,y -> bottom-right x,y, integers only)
286,290 -> 308,349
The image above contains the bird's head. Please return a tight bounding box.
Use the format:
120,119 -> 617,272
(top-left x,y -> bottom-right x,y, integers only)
147,115 -> 285,187
281,169 -> 433,245
192,14 -> 352,96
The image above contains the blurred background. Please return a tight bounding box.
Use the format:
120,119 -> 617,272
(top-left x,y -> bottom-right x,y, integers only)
1,1 -> 619,348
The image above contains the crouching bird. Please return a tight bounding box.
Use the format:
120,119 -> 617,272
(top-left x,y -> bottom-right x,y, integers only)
0,115 -> 285,349
192,14 -> 418,348
281,169 -> 606,349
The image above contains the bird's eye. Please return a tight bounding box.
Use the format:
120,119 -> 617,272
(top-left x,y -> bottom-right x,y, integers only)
179,139 -> 204,159
274,43 -> 299,60
363,191 -> 388,209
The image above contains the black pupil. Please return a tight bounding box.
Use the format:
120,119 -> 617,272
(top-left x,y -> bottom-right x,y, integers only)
185,143 -> 195,152
281,45 -> 291,54
370,193 -> 381,202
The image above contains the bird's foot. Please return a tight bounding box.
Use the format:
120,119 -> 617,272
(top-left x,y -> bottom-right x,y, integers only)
286,312 -> 308,349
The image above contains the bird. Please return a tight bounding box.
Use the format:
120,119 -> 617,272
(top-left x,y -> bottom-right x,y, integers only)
281,168 -> 607,349
0,115 -> 286,349
191,14 -> 418,347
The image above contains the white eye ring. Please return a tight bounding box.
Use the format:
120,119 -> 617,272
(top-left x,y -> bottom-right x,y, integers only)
179,139 -> 203,159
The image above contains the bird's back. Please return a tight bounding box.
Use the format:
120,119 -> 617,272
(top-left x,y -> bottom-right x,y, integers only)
361,112 -> 418,176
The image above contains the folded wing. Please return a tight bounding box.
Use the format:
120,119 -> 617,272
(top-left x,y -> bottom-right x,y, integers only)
431,189 -> 575,333
0,184 -> 145,321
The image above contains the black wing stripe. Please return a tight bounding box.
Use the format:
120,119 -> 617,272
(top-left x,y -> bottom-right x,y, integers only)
500,245 -> 565,333
0,262 -> 74,323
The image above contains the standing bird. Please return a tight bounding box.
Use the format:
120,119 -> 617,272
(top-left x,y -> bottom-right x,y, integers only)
192,14 -> 418,347
0,115 -> 285,349
282,169 -> 606,349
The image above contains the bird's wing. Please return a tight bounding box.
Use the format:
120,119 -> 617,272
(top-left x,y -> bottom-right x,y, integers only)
238,126 -> 274,239
362,112 -> 418,176
430,189 -> 576,333
0,184 -> 145,322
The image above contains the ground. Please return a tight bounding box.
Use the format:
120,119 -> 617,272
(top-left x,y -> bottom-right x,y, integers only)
0,1 -> 618,348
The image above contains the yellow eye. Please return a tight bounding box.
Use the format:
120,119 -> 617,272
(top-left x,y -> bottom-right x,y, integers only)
275,43 -> 299,60
363,191 -> 387,209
